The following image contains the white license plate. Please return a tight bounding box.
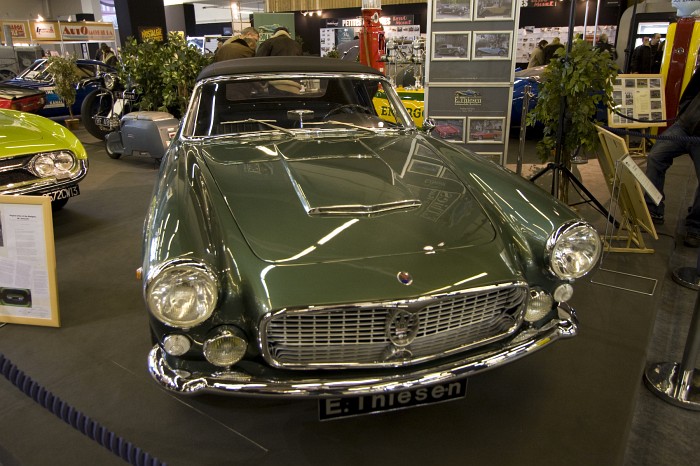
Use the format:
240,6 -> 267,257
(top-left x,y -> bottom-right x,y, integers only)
319,378 -> 468,421
45,185 -> 80,201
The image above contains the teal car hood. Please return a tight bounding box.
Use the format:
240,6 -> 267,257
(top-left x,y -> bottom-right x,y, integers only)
200,134 -> 496,263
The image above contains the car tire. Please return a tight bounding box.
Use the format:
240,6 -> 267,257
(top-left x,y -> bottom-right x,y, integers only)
105,140 -> 121,159
81,88 -> 114,140
51,198 -> 69,211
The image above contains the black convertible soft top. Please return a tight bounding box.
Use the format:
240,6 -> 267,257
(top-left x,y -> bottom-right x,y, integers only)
197,56 -> 385,81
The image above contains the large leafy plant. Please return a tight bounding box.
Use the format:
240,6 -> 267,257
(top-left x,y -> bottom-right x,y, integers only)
118,32 -> 213,118
526,39 -> 618,162
46,55 -> 80,118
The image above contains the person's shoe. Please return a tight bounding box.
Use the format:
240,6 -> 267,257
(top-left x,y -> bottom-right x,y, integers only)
684,232 -> 700,248
650,213 -> 664,225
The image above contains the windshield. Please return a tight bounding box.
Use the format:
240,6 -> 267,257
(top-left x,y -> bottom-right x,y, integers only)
18,59 -> 101,83
185,74 -> 412,138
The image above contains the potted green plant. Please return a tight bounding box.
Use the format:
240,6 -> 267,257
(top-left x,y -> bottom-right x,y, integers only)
46,55 -> 81,129
526,38 -> 618,164
118,32 -> 213,118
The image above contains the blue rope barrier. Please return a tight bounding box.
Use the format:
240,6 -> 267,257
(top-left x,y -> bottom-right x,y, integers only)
0,352 -> 167,466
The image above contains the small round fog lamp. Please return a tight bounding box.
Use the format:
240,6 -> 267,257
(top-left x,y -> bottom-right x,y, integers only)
553,284 -> 574,303
525,289 -> 554,323
163,334 -> 191,356
203,327 -> 248,367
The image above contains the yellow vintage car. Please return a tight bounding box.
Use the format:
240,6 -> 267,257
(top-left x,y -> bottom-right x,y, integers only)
0,109 -> 88,209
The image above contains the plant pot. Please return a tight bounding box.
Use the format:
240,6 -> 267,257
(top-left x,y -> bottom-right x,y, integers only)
64,118 -> 80,130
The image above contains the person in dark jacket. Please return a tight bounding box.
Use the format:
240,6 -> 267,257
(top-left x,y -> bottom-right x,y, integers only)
630,37 -> 653,73
594,34 -> 617,60
214,27 -> 259,62
255,27 -> 302,57
645,67 -> 700,246
542,37 -> 564,65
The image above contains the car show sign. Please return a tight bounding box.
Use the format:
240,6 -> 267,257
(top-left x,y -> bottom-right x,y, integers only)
0,20 -> 116,44
59,22 -> 116,42
0,21 -> 31,43
0,195 -> 59,328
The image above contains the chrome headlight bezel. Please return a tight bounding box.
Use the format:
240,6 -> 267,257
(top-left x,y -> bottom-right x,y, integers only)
545,220 -> 602,281
103,73 -> 116,90
145,258 -> 219,328
28,151 -> 77,179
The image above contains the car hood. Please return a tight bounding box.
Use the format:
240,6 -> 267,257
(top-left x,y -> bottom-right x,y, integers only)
0,110 -> 75,158
198,134 -> 496,263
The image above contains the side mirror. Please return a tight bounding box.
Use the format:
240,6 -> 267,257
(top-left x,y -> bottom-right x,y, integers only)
422,118 -> 436,133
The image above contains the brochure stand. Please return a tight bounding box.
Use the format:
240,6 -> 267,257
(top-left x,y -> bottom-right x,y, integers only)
595,126 -> 660,253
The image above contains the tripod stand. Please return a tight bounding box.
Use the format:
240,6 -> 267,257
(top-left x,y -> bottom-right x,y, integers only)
529,0 -> 613,221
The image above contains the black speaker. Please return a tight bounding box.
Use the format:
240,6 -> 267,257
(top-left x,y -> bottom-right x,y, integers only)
76,13 -> 95,21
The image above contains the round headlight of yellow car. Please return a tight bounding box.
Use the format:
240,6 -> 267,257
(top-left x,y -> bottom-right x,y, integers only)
29,151 -> 76,178
545,221 -> 602,280
146,260 -> 218,328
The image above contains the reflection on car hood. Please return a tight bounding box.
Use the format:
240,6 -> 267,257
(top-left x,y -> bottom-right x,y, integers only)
0,110 -> 71,158
199,134 -> 496,263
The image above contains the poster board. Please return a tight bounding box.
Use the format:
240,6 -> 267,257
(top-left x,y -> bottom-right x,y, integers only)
608,74 -> 667,128
0,195 -> 59,327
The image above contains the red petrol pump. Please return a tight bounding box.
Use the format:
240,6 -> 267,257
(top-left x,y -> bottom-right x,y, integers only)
359,0 -> 386,73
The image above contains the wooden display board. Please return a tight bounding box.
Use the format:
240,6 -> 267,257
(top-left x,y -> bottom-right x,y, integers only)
0,195 -> 59,327
595,126 -> 659,253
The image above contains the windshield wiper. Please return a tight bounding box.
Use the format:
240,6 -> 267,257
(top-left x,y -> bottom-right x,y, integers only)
219,118 -> 294,136
305,120 -> 384,133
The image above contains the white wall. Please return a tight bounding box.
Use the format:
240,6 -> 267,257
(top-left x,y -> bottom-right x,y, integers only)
0,0 -> 48,20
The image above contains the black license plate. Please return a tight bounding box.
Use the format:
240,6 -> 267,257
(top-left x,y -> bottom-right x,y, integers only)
45,185 -> 80,201
94,116 -> 118,128
319,378 -> 468,421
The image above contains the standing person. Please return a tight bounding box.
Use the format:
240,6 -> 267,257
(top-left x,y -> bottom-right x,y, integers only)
214,27 -> 259,62
97,43 -> 117,66
630,36 -> 652,73
594,33 -> 617,60
255,26 -> 302,57
644,67 -> 700,246
650,33 -> 664,73
528,40 -> 548,68
543,37 -> 564,65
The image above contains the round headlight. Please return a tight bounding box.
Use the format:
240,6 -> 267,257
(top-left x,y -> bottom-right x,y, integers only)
545,221 -> 602,280
104,73 -> 116,90
29,151 -> 76,178
203,326 -> 248,367
146,260 -> 218,328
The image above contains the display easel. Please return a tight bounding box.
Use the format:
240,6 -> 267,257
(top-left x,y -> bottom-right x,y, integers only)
595,126 -> 659,253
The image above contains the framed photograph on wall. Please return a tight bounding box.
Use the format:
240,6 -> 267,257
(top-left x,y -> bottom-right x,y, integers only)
0,195 -> 59,327
467,116 -> 505,144
474,0 -> 515,21
432,32 -> 471,60
434,0 -> 472,22
431,117 -> 467,143
472,31 -> 512,60
608,74 -> 666,128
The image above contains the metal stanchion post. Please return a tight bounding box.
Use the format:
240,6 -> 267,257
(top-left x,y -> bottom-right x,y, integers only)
644,257 -> 700,409
672,248 -> 700,290
516,84 -> 531,176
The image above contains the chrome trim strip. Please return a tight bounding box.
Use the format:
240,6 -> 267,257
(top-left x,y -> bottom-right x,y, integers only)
0,159 -> 88,195
147,303 -> 577,397
307,200 -> 422,216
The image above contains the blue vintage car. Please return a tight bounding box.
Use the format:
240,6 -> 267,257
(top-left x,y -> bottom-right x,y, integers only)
3,58 -> 116,118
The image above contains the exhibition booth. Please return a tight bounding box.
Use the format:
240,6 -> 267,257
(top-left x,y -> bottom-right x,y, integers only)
0,1 -> 699,466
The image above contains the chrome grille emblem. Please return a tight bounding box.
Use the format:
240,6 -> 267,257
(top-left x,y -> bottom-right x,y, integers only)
397,271 -> 413,285
386,309 -> 419,347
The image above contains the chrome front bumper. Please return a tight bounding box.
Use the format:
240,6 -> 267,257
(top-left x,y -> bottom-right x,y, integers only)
147,303 -> 578,397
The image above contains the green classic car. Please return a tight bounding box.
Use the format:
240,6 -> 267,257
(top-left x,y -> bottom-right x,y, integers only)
143,57 -> 601,416
0,109 -> 88,209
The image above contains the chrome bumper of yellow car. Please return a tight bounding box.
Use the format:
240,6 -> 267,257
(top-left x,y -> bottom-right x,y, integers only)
147,303 -> 578,397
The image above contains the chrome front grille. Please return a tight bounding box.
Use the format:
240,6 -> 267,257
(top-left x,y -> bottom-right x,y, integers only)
262,283 -> 528,369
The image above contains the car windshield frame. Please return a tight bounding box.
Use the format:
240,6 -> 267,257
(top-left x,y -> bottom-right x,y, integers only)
181,72 -> 416,140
